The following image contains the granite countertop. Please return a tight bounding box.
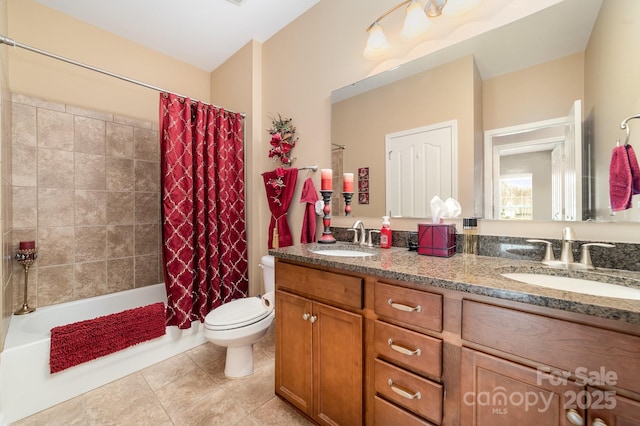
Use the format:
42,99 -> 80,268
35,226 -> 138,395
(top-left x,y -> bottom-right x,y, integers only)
270,243 -> 640,325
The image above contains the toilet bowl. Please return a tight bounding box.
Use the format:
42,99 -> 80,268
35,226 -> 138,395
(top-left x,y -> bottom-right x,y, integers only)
204,255 -> 275,378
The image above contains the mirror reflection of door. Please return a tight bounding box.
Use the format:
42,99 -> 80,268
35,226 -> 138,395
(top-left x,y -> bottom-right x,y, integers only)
385,121 -> 458,217
485,100 -> 583,221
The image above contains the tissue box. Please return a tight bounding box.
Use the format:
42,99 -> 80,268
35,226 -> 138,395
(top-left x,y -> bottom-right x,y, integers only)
417,224 -> 456,257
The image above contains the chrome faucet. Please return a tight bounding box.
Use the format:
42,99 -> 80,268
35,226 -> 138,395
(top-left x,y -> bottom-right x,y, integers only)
351,220 -> 367,245
560,227 -> 576,264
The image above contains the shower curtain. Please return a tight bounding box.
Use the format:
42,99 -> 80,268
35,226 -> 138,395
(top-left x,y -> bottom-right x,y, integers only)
160,93 -> 248,329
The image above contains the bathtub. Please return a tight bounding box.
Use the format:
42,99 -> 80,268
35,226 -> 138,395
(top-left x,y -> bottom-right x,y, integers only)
0,283 -> 206,425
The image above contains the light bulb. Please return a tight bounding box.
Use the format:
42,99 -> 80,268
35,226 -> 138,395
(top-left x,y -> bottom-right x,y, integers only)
401,0 -> 430,41
363,23 -> 389,60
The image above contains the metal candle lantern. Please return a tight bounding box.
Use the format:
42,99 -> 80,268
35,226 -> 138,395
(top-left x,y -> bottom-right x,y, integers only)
15,242 -> 37,315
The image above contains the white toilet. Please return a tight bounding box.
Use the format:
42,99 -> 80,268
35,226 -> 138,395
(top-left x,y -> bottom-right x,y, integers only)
204,255 -> 275,378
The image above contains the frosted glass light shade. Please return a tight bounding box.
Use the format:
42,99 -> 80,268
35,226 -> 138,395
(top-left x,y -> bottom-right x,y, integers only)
363,23 -> 389,60
442,0 -> 480,16
401,0 -> 430,41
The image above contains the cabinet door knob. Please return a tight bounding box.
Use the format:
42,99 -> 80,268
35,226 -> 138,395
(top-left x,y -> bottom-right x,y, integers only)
387,379 -> 421,400
387,339 -> 421,356
565,408 -> 584,425
592,419 -> 607,426
302,313 -> 310,321
387,298 -> 422,313
309,315 -> 317,323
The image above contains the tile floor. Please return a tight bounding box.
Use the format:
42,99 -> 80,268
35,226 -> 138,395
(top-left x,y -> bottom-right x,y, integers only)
14,324 -> 313,425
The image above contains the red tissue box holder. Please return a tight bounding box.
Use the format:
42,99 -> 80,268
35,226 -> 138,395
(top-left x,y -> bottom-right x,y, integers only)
417,223 -> 456,257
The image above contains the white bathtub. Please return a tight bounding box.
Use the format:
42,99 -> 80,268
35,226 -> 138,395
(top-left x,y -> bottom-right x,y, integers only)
0,283 -> 206,425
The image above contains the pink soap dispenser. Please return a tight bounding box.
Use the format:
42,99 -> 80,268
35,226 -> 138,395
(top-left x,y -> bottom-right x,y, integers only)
380,216 -> 392,249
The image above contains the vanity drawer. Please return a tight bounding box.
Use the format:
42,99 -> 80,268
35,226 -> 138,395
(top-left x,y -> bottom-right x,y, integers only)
374,358 -> 443,425
374,282 -> 442,332
374,396 -> 434,426
275,261 -> 363,309
462,300 -> 640,394
374,320 -> 442,378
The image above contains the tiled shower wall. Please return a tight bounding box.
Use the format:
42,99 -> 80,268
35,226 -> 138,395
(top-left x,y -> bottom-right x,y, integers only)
11,94 -> 163,309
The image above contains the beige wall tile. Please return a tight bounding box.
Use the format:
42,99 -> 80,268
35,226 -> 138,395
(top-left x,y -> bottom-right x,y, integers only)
75,190 -> 106,226
135,223 -> 158,256
135,254 -> 159,287
107,257 -> 134,293
75,226 -> 106,262
66,105 -> 113,122
37,226 -> 75,266
12,94 -> 65,111
106,122 -> 134,158
38,148 -> 74,188
12,144 -> 36,187
135,160 -> 159,192
134,128 -> 158,161
74,261 -> 106,299
107,191 -> 134,225
38,188 -> 74,227
106,157 -> 134,191
114,115 -> 153,129
107,225 -> 134,258
135,192 -> 159,224
12,103 -> 36,146
37,108 -> 74,150
36,265 -> 74,306
12,186 -> 37,228
75,116 -> 105,155
75,152 -> 105,190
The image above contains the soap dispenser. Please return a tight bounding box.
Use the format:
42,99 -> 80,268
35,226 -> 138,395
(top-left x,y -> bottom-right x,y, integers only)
380,216 -> 392,249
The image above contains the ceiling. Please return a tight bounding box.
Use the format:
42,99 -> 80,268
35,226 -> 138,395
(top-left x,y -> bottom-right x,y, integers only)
34,0 -> 320,72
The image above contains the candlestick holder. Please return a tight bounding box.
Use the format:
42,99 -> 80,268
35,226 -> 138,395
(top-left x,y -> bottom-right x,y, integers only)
318,190 -> 336,244
342,192 -> 354,216
14,248 -> 37,315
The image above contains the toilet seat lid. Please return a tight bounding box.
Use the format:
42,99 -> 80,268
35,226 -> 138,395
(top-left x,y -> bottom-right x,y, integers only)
204,297 -> 271,330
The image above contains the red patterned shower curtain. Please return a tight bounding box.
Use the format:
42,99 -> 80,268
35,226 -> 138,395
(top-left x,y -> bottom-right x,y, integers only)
160,93 -> 247,329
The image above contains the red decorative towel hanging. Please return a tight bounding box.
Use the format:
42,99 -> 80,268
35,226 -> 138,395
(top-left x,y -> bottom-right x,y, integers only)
610,144 -> 640,211
262,167 -> 298,249
300,177 -> 319,243
49,302 -> 166,373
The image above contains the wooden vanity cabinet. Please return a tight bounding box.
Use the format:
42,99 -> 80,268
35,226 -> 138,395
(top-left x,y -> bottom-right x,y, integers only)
461,299 -> 640,426
275,261 -> 364,426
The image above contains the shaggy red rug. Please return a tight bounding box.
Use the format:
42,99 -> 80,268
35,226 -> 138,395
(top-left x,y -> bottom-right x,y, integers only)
50,302 -> 166,374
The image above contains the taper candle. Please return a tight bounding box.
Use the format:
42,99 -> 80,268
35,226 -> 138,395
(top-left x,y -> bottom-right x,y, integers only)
343,173 -> 354,192
321,169 -> 333,190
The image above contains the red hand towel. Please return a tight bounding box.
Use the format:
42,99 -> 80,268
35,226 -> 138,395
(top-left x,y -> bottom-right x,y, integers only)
627,145 -> 640,195
300,177 -> 319,243
609,145 -> 633,211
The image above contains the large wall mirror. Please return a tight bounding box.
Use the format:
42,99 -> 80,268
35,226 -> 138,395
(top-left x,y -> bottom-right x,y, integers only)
331,0 -> 640,222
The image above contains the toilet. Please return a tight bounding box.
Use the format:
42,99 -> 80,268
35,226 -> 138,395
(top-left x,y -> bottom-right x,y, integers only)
204,255 -> 275,378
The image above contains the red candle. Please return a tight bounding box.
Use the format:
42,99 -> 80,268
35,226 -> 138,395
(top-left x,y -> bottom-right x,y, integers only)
343,173 -> 354,192
19,241 -> 35,250
321,169 -> 333,190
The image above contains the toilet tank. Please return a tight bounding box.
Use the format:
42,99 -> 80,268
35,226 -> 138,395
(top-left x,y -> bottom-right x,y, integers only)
260,255 -> 275,294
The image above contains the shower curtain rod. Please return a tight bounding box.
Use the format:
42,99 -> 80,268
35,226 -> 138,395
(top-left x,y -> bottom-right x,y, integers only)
0,34 -> 245,118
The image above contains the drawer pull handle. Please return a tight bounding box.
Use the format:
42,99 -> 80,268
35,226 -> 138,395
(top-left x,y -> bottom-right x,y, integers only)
565,408 -> 584,426
592,419 -> 607,426
387,339 -> 421,356
388,379 -> 421,400
387,299 -> 422,313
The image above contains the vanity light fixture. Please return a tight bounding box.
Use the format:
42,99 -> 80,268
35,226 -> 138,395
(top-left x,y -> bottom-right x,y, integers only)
363,0 -> 480,60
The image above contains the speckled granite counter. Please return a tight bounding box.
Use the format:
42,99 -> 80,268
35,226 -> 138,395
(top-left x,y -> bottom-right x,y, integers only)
270,243 -> 640,324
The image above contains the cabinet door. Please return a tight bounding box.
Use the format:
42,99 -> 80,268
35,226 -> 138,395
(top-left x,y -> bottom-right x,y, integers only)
461,348 -> 585,426
588,388 -> 640,426
313,301 -> 363,426
275,290 -> 313,416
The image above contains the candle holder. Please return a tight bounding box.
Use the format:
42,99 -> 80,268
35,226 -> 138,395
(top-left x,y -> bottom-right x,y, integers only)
342,192 -> 354,216
14,248 -> 37,315
318,190 -> 336,244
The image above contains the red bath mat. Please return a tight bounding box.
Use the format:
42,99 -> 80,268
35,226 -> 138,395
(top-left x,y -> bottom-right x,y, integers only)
49,302 -> 166,373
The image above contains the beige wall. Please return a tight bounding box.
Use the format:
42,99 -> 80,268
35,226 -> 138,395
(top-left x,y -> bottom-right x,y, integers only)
585,0 -> 640,222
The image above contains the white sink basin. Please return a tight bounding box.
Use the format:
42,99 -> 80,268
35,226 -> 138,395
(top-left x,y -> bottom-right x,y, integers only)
502,273 -> 640,300
309,249 -> 373,257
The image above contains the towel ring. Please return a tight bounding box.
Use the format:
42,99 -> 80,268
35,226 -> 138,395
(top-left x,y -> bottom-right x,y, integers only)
620,113 -> 640,146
